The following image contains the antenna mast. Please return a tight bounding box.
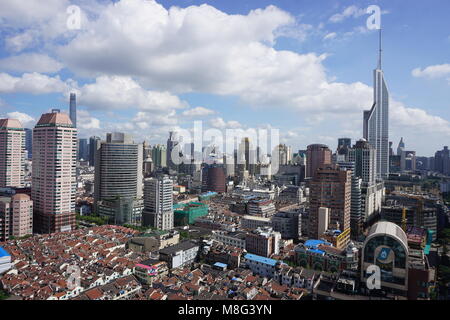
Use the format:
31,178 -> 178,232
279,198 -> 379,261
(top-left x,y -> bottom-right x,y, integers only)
378,28 -> 382,70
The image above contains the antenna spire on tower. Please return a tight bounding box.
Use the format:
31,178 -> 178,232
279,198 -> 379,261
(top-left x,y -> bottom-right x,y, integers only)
378,28 -> 383,70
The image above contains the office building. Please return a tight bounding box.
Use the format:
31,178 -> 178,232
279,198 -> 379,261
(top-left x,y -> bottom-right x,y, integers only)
24,128 -> 32,159
88,136 -> 101,167
78,138 -> 89,161
308,164 -> 351,240
361,221 -> 409,296
271,209 -> 302,239
142,176 -> 174,230
94,133 -> 143,225
201,164 -> 226,193
32,110 -> 77,233
306,144 -> 332,178
337,161 -> 363,238
349,139 -> 376,185
0,118 -> 25,188
152,144 -> 167,169
434,146 -> 450,175
363,32 -> 390,178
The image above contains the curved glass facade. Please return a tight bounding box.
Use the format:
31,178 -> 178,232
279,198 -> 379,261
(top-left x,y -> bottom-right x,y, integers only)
364,235 -> 407,285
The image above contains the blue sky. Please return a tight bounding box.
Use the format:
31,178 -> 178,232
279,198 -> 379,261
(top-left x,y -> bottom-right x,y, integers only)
0,0 -> 449,156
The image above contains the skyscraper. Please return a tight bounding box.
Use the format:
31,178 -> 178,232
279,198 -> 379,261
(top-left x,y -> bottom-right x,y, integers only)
78,138 -> 89,161
152,145 -> 167,169
397,137 -> 405,156
349,139 -> 384,230
24,128 -> 32,159
167,131 -> 180,172
306,144 -> 332,178
349,139 -> 377,186
202,164 -> 226,193
94,133 -> 143,225
434,146 -> 450,175
32,110 -> 77,233
143,176 -> 174,230
0,119 -> 25,188
69,93 -> 77,128
363,30 -> 389,179
89,136 -> 101,167
308,164 -> 351,240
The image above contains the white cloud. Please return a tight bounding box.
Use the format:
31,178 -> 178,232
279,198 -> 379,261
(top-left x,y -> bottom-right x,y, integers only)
412,64 -> 450,80
5,111 -> 35,127
329,5 -> 366,23
182,107 -> 215,117
4,31 -> 37,52
76,76 -> 187,112
0,72 -> 67,94
323,32 -> 337,40
77,110 -> 100,130
209,117 -> 242,129
0,53 -> 63,73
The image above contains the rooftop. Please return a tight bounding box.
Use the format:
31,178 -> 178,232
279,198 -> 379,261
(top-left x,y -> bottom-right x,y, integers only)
0,118 -> 23,130
0,246 -> 10,258
159,241 -> 199,256
244,253 -> 278,267
36,112 -> 73,127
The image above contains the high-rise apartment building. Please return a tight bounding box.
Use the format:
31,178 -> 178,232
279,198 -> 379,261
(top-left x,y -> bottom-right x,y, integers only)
142,176 -> 174,230
0,119 -> 25,188
306,144 -> 332,178
363,31 -> 390,178
0,194 -> 33,241
32,111 -> 77,233
308,164 -> 351,240
94,133 -> 143,225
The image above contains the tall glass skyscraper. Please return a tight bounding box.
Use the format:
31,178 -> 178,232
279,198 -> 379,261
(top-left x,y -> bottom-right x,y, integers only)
69,93 -> 77,128
363,31 -> 389,179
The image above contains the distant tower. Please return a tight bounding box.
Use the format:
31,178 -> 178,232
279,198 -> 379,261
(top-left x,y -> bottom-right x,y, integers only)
167,132 -> 180,172
397,138 -> 405,156
69,93 -> 77,128
363,29 -> 389,179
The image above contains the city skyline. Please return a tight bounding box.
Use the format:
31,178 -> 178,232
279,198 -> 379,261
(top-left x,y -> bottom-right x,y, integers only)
0,0 -> 449,157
